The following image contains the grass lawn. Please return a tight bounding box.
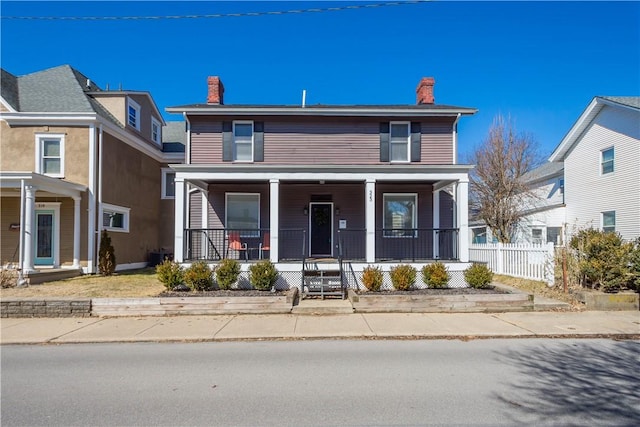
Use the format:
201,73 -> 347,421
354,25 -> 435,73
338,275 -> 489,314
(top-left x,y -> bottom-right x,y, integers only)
493,274 -> 582,308
2,268 -> 583,308
0,268 -> 165,298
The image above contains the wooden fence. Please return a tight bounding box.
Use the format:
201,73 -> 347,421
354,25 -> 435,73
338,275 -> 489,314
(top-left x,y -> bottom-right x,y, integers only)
469,242 -> 555,285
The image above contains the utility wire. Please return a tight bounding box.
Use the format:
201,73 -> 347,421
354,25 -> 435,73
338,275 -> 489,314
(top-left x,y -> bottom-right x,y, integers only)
1,1 -> 430,21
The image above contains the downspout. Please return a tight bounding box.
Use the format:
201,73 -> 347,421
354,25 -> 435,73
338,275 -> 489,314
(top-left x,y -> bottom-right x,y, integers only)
184,112 -> 191,165
452,113 -> 461,164
87,123 -> 97,274
17,179 -> 26,286
96,124 -> 104,262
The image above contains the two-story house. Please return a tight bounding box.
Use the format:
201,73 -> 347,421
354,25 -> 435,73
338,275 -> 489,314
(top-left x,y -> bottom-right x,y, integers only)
550,96 -> 639,241
167,76 -> 476,289
0,65 -> 184,283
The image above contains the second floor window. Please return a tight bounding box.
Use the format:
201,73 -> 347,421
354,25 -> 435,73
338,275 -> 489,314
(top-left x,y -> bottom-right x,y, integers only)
601,147 -> 614,175
151,117 -> 162,145
35,134 -> 65,177
128,98 -> 141,131
233,121 -> 254,162
390,122 -> 410,162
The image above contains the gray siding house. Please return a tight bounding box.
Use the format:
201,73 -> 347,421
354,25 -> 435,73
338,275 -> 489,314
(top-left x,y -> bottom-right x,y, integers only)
167,77 -> 477,288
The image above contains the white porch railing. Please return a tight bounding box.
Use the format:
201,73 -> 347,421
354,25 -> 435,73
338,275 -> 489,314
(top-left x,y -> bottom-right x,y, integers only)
469,242 -> 555,285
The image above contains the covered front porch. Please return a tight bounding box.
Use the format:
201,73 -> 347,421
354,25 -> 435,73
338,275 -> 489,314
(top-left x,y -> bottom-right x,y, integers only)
0,172 -> 85,279
172,164 -> 472,266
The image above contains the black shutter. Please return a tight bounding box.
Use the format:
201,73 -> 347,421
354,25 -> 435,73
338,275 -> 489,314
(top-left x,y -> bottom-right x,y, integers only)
222,121 -> 232,162
411,122 -> 421,162
254,121 -> 264,162
380,122 -> 390,162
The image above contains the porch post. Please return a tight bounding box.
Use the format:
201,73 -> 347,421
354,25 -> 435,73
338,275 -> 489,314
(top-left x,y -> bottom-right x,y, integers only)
72,196 -> 81,268
269,179 -> 279,263
201,190 -> 209,259
432,188 -> 440,259
365,179 -> 376,263
23,185 -> 37,273
174,177 -> 186,262
457,178 -> 469,262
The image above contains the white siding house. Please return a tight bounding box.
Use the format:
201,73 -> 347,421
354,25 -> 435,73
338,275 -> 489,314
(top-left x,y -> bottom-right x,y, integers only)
550,96 -> 640,241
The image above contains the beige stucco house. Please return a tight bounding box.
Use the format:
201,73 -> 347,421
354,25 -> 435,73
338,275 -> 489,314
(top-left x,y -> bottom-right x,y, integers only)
0,65 -> 184,283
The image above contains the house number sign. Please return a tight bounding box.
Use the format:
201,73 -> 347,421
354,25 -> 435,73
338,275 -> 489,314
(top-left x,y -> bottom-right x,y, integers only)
369,190 -> 373,202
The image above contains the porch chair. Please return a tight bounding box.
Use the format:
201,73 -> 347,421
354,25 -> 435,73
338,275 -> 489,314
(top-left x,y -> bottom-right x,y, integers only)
259,232 -> 270,259
227,232 -> 248,261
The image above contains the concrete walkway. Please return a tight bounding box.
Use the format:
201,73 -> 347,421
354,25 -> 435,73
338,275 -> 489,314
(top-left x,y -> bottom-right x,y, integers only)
1,311 -> 638,345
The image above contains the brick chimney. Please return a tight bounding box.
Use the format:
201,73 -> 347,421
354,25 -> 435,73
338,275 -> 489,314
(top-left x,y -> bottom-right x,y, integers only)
207,76 -> 224,105
416,77 -> 435,104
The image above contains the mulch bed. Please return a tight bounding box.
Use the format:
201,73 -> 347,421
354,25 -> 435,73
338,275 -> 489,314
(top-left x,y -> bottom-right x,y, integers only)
356,287 -> 508,295
159,289 -> 289,297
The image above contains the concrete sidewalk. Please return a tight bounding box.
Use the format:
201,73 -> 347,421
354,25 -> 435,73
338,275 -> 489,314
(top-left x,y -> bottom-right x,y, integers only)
1,311 -> 638,345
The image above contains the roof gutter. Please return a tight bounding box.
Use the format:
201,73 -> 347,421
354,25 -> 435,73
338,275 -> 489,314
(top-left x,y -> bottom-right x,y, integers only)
166,106 -> 477,117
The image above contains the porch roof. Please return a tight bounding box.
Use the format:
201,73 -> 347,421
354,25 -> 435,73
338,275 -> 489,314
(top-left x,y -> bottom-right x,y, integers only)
171,164 -> 473,185
0,171 -> 86,198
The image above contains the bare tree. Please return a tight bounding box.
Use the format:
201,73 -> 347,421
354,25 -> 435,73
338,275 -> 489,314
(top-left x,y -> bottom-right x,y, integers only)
469,115 -> 541,243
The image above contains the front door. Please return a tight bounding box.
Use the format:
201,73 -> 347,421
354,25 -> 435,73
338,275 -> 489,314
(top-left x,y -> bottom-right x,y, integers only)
309,202 -> 333,257
34,210 -> 55,265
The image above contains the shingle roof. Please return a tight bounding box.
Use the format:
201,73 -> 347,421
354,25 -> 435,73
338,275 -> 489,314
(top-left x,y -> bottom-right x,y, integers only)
15,65 -> 96,112
521,162 -> 564,183
600,96 -> 640,109
1,69 -> 19,110
162,121 -> 186,153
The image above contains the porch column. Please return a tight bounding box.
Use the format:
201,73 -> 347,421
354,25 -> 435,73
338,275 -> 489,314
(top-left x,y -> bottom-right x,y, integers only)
365,179 -> 376,263
23,185 -> 37,273
201,190 -> 209,259
72,196 -> 81,268
269,179 -> 279,263
432,189 -> 440,260
457,179 -> 470,262
174,177 -> 186,263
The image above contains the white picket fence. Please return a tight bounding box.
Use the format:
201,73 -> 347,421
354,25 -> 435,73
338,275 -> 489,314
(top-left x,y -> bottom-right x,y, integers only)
469,242 -> 555,285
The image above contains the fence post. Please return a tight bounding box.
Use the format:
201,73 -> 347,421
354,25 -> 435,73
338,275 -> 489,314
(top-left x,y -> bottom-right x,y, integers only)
496,242 -> 504,275
545,242 -> 555,287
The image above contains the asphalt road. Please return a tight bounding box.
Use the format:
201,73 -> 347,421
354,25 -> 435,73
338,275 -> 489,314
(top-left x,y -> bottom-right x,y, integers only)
2,339 -> 638,426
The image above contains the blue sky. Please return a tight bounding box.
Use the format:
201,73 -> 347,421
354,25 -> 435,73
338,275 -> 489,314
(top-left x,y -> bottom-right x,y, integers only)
2,1 -> 639,159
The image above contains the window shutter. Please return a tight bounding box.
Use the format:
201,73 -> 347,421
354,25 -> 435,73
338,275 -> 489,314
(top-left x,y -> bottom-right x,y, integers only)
222,121 -> 232,162
380,122 -> 390,162
254,121 -> 264,162
411,122 -> 421,162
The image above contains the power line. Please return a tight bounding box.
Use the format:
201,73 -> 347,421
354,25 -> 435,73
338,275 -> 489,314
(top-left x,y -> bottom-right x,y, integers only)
1,1 -> 430,21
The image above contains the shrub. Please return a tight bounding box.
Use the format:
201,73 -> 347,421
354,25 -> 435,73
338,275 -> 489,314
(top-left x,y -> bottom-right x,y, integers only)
1,268 -> 17,288
98,230 -> 116,276
215,258 -> 241,290
249,260 -> 279,291
389,264 -> 416,291
464,263 -> 493,289
184,261 -> 213,291
569,228 -> 634,292
156,259 -> 184,290
422,262 -> 450,289
628,238 -> 640,292
361,265 -> 383,291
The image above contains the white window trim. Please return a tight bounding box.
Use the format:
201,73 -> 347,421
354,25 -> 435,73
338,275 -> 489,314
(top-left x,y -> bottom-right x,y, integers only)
225,192 -> 260,237
151,117 -> 162,145
601,210 -> 615,233
101,203 -> 130,233
383,193 -> 418,238
389,121 -> 411,164
34,133 -> 65,178
127,98 -> 141,131
233,120 -> 254,163
161,168 -> 175,200
601,146 -> 614,175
